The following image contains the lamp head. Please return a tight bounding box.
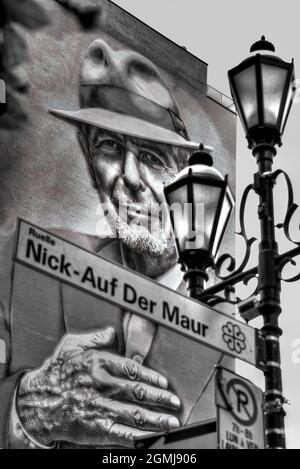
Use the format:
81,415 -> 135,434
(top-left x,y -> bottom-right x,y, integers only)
164,145 -> 234,271
228,36 -> 296,149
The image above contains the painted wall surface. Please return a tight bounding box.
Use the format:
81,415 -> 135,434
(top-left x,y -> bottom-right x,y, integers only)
0,0 -> 236,448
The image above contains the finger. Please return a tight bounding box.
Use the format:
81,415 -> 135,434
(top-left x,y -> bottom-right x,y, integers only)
66,417 -> 156,448
98,375 -> 180,410
90,396 -> 180,432
109,423 -> 156,446
95,352 -> 168,389
67,327 -> 116,351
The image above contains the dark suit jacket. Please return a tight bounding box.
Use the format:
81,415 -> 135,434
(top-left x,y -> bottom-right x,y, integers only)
0,228 -> 230,448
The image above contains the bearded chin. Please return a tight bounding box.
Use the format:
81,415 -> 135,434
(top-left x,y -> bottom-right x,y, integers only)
115,216 -> 175,257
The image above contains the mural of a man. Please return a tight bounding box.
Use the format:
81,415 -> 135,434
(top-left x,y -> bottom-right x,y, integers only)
1,39 -> 208,449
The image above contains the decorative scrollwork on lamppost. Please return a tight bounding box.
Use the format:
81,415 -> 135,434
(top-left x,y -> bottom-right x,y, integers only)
164,36 -> 299,450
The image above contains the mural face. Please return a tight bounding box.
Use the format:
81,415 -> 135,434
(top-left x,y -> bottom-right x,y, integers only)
57,37 -> 194,260
0,0 -> 236,449
80,126 -> 182,257
50,37 -> 198,260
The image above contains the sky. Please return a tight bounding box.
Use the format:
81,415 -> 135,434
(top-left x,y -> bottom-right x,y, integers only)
113,0 -> 300,449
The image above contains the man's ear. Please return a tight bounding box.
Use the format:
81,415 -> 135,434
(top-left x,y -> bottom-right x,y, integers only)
77,127 -> 98,189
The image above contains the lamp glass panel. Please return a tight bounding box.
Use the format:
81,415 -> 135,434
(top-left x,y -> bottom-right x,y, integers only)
212,193 -> 232,257
192,182 -> 222,252
261,64 -> 288,126
233,65 -> 258,129
166,185 -> 191,253
280,77 -> 294,133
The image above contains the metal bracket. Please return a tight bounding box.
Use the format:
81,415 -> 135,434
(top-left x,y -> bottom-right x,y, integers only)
238,295 -> 260,322
255,329 -> 266,371
264,399 -> 286,417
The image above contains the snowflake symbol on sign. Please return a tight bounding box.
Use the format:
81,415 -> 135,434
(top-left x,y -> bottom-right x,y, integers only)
222,321 -> 246,354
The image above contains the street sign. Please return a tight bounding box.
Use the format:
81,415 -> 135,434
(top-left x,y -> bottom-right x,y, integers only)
216,367 -> 265,449
14,219 -> 260,366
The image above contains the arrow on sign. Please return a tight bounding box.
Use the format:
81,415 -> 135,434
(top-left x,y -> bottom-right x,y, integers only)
14,219 -> 262,367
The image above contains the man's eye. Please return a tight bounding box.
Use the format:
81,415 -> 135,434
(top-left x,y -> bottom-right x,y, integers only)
99,140 -> 123,154
140,151 -> 164,168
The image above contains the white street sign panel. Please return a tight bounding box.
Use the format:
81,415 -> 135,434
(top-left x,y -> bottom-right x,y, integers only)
216,367 -> 265,449
14,219 -> 259,366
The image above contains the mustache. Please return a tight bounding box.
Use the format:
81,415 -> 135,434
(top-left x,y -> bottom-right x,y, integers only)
111,197 -> 164,217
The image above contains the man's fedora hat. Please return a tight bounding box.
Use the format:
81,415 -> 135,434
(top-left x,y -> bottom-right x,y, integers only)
49,39 -> 200,150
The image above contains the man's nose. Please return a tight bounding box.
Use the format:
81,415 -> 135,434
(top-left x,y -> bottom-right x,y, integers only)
123,150 -> 143,191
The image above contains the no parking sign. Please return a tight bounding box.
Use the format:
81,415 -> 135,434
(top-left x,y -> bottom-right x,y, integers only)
216,367 -> 265,449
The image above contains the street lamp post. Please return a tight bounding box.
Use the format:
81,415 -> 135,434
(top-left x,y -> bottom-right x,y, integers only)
164,37 -> 298,449
228,36 -> 295,450
252,142 -> 285,449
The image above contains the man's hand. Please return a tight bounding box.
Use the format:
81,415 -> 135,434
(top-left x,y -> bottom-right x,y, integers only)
16,327 -> 180,447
